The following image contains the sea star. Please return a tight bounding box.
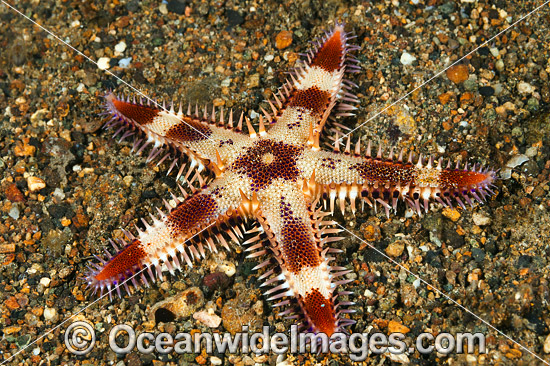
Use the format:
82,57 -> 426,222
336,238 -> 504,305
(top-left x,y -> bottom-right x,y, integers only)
86,23 -> 496,337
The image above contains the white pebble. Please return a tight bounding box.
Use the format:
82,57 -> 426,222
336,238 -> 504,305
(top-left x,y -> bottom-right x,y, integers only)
400,51 -> 416,65
264,54 -> 274,61
27,176 -> 46,192
114,41 -> 127,53
544,334 -> 550,353
43,307 -> 57,321
525,146 -> 538,158
53,187 -> 66,201
8,206 -> 20,220
517,81 -> 534,95
193,310 -> 222,328
40,277 -> 51,287
387,352 -> 410,364
493,83 -> 504,95
118,57 -> 132,68
472,212 -> 491,226
28,264 -> 41,275
210,356 -> 222,365
506,154 -> 529,168
218,261 -> 236,277
97,57 -> 110,70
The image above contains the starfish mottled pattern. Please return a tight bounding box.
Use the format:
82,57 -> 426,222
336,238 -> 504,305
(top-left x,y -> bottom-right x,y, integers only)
86,24 -> 496,337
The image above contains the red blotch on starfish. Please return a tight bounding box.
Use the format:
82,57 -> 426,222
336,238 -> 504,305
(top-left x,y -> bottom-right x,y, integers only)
352,159 -> 416,185
311,27 -> 344,72
165,117 -> 212,142
289,87 -> 332,115
304,289 -> 337,336
167,194 -> 219,234
439,169 -> 493,189
281,217 -> 321,273
107,93 -> 159,125
95,239 -> 147,282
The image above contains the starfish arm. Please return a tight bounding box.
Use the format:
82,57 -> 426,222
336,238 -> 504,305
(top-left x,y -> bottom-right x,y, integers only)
267,24 -> 359,145
84,175 -> 246,298
103,92 -> 253,176
298,148 -> 497,216
248,179 -> 351,336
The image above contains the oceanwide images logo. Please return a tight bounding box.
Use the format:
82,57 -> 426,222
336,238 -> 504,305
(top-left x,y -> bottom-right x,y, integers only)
65,321 -> 486,361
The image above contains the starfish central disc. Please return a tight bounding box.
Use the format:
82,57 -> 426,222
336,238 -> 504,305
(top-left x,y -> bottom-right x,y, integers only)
231,139 -> 303,191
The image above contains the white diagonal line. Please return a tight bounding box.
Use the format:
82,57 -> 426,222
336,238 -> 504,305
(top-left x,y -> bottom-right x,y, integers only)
337,223 -> 549,365
0,221 -> 217,365
338,0 -> 550,144
0,0 -> 214,142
